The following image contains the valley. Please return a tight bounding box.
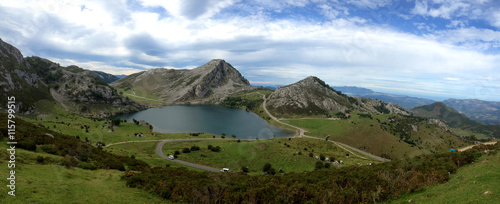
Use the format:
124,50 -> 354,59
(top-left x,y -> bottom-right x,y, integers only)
0,37 -> 498,203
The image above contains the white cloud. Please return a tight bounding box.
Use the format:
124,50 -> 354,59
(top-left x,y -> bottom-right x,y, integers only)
0,0 -> 499,100
346,0 -> 392,9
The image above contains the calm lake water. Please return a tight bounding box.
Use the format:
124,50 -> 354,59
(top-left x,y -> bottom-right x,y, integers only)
116,105 -> 294,139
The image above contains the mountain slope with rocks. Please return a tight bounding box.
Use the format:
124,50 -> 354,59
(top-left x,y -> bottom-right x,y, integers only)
266,76 -> 409,117
111,59 -> 254,104
25,56 -> 144,117
0,38 -> 53,114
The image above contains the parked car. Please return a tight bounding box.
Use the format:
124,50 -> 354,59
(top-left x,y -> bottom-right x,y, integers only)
168,155 -> 175,160
221,168 -> 229,172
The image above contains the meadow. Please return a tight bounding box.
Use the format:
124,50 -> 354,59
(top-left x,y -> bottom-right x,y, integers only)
161,137 -> 378,174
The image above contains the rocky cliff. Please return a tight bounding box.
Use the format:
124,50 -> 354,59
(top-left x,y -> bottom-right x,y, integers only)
111,59 -> 253,104
0,38 -> 52,113
25,56 -> 144,117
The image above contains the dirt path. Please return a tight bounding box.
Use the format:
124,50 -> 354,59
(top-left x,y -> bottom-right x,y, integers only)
258,93 -> 305,137
458,141 -> 498,152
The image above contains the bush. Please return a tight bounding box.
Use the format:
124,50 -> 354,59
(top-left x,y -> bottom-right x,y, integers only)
190,146 -> 200,151
111,118 -> 121,126
36,156 -> 45,164
320,154 -> 326,161
315,161 -> 324,170
241,166 -> 249,173
78,162 -> 98,170
174,150 -> 180,155
211,146 -> 221,152
324,163 -> 331,168
41,144 -> 58,154
263,163 -> 272,172
208,145 -> 213,150
182,148 -> 191,153
18,139 -> 37,151
309,152 -> 314,157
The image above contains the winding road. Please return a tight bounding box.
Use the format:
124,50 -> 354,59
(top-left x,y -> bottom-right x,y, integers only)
105,93 -> 390,172
258,92 -> 389,162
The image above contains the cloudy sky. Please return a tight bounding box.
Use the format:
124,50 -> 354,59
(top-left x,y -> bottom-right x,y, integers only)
0,0 -> 499,101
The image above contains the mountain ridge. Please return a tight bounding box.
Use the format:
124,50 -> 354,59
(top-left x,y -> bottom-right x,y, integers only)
111,59 -> 254,104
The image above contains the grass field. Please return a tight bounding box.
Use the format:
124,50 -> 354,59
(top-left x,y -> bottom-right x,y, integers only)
386,151 -> 500,203
161,137 -> 378,174
105,141 -> 205,172
0,141 -> 166,204
282,113 -> 467,160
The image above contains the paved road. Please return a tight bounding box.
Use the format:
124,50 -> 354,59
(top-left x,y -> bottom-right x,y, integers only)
156,139 -> 231,172
259,92 -> 389,162
258,93 -> 305,137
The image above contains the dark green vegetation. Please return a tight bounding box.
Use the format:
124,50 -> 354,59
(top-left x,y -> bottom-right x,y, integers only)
283,113 -> 466,159
221,88 -> 273,120
126,142 -> 499,203
0,113 -> 149,171
412,102 -> 500,139
386,145 -> 500,203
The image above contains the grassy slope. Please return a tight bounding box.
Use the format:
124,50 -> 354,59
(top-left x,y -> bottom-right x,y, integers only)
0,141 -> 166,204
27,100 -> 214,146
161,137 -> 378,174
282,113 -> 466,159
386,151 -> 499,203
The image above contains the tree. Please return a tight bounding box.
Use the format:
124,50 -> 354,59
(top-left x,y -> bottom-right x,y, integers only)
231,134 -> 236,139
182,148 -> 191,153
320,154 -> 326,161
263,163 -> 272,172
315,161 -> 324,170
111,118 -> 121,126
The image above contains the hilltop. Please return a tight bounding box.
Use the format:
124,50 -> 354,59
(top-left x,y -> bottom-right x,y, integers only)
111,59 -> 254,104
266,76 -> 409,117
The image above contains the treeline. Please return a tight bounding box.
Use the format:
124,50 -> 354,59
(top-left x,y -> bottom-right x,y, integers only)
0,113 -> 148,171
125,142 -> 498,203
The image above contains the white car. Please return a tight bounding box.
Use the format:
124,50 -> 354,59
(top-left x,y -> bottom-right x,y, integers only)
221,168 -> 229,172
168,155 -> 175,160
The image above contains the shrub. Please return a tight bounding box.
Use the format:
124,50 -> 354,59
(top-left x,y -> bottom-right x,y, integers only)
309,152 -> 314,157
182,148 -> 191,153
241,166 -> 249,173
315,161 -> 324,170
263,163 -> 272,172
174,150 -> 180,155
41,144 -> 58,154
78,162 -> 98,170
36,156 -> 45,164
320,154 -> 326,161
190,146 -> 200,151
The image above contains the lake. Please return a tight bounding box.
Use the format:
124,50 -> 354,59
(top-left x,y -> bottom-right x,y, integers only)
115,105 -> 294,139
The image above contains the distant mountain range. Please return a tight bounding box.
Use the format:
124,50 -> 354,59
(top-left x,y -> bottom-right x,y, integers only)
333,86 -> 500,125
442,99 -> 500,125
412,102 -> 500,139
332,86 -> 436,109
